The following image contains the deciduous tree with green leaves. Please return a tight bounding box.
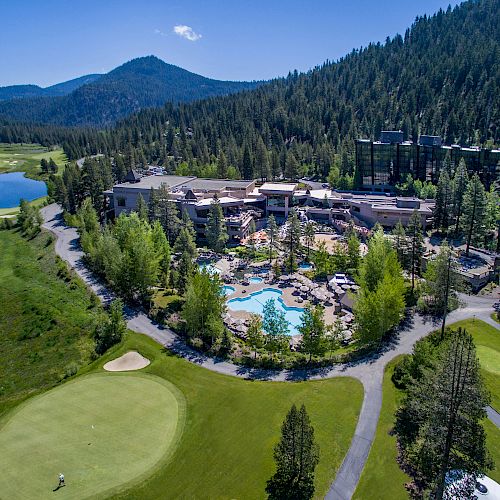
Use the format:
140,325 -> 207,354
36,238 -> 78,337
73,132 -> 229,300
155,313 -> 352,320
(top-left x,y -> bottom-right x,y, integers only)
299,305 -> 327,361
246,313 -> 264,359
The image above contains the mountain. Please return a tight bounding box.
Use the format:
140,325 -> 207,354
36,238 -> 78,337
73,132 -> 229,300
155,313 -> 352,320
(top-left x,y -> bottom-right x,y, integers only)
1,0 -> 498,170
0,74 -> 102,101
0,56 -> 260,126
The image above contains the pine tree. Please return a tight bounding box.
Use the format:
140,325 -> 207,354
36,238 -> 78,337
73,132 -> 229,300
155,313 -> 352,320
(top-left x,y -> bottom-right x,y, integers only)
157,184 -> 181,243
206,196 -> 228,253
303,221 -> 315,261
395,328 -> 492,499
255,136 -> 270,181
452,158 -> 469,234
461,174 -> 488,256
434,170 -> 453,232
406,210 -> 424,292
135,193 -> 148,221
242,144 -> 253,180
284,210 -> 302,273
391,220 -> 408,268
266,214 -> 278,264
266,404 -> 319,500
217,150 -> 228,179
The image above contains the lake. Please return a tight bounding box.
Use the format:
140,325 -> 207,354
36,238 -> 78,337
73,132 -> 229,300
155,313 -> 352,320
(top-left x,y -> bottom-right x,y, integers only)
0,172 -> 47,209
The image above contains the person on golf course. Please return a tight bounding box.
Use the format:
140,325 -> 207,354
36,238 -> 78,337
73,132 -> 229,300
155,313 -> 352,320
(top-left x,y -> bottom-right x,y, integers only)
58,473 -> 65,487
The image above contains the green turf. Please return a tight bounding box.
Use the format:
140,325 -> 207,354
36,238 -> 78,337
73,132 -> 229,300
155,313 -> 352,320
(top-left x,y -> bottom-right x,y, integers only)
97,335 -> 364,499
0,143 -> 67,178
0,229 -> 98,414
0,373 -> 184,500
354,319 -> 500,498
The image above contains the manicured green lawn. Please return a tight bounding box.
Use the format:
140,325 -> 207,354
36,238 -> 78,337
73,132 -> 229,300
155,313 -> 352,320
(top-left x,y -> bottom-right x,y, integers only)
354,319 -> 500,499
95,335 -> 363,499
0,373 -> 184,499
0,229 -> 98,414
0,143 -> 67,177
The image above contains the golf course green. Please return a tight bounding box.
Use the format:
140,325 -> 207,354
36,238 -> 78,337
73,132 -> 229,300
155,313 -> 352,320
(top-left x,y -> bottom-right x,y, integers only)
0,373 -> 185,499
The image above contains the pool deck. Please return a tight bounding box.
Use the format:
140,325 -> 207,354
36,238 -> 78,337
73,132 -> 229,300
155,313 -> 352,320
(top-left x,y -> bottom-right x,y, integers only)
224,280 -> 337,327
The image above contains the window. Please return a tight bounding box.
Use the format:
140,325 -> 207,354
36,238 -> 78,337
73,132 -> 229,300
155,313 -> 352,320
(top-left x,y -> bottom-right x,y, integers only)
117,197 -> 126,207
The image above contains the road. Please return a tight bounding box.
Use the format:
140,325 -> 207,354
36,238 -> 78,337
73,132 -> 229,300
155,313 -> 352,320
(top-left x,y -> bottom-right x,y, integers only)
41,203 -> 499,499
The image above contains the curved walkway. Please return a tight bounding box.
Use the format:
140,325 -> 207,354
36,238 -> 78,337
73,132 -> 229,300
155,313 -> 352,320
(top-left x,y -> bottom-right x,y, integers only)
41,204 -> 499,500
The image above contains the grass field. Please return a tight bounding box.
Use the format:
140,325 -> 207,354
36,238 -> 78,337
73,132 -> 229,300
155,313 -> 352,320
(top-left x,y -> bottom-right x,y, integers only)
354,319 -> 500,498
0,373 -> 184,500
99,335 -> 364,499
0,143 -> 67,177
0,229 -> 99,415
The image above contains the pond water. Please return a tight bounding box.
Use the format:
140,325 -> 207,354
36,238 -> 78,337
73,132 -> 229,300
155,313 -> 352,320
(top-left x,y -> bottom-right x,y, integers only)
227,287 -> 304,336
0,172 -> 47,209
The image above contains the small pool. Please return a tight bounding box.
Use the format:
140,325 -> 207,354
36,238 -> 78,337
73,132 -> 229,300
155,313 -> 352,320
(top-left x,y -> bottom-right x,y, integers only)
249,277 -> 263,284
299,263 -> 313,271
227,288 -> 304,335
222,285 -> 235,296
198,262 -> 222,275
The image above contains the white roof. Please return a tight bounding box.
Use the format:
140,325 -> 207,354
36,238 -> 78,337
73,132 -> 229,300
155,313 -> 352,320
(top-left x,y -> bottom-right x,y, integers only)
195,196 -> 244,207
259,182 -> 297,194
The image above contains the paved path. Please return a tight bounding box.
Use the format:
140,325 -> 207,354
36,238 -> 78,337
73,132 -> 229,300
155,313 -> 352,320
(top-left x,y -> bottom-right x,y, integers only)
41,204 -> 499,499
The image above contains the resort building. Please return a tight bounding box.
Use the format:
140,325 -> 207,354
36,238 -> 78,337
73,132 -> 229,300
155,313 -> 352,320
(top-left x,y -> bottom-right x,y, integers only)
105,174 -> 263,242
355,132 -> 500,190
105,173 -> 435,236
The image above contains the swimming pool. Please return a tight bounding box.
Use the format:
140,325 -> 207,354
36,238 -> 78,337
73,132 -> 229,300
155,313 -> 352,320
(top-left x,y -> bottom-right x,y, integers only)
249,277 -> 263,284
227,288 -> 304,335
198,262 -> 222,275
299,263 -> 313,271
222,285 -> 235,296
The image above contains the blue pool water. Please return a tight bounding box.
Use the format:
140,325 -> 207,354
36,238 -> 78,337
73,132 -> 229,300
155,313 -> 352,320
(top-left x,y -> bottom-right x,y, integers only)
249,277 -> 263,284
299,263 -> 313,270
198,262 -> 222,275
227,287 -> 304,336
0,172 -> 47,209
222,285 -> 235,296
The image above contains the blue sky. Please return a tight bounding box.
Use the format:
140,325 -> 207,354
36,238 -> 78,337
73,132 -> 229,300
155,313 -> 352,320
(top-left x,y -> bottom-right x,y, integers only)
1,0 -> 461,87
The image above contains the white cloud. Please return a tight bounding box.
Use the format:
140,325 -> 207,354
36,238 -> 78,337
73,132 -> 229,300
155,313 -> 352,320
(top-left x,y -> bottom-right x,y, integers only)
154,28 -> 167,37
173,25 -> 202,42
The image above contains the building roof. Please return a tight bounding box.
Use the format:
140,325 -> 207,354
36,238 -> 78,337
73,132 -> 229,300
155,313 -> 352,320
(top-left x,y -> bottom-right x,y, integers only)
195,196 -> 244,208
113,175 -> 195,190
124,169 -> 141,183
259,182 -> 297,194
180,178 -> 254,192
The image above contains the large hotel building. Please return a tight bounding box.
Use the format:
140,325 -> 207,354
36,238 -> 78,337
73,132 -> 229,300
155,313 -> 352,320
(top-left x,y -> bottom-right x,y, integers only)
355,131 -> 500,190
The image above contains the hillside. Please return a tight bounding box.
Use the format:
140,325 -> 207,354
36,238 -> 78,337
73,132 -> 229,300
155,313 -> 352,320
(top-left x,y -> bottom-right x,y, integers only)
0,74 -> 102,101
0,56 -> 260,126
0,0 -> 498,173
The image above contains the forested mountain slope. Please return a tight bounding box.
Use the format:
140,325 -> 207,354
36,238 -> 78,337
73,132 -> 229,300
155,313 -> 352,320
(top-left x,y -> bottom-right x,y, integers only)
1,0 -> 498,181
0,74 -> 102,101
0,56 -> 259,126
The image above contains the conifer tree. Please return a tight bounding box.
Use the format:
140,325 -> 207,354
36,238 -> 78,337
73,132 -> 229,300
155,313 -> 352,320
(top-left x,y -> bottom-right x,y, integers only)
135,193 -> 148,221
452,158 -> 468,234
266,214 -> 278,264
434,170 -> 453,231
461,174 -> 488,255
206,196 -> 228,253
266,404 -> 319,500
406,210 -> 424,292
284,209 -> 302,273
395,328 -> 492,499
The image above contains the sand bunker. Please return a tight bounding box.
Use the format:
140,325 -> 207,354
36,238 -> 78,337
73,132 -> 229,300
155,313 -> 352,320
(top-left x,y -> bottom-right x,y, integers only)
103,351 -> 150,372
